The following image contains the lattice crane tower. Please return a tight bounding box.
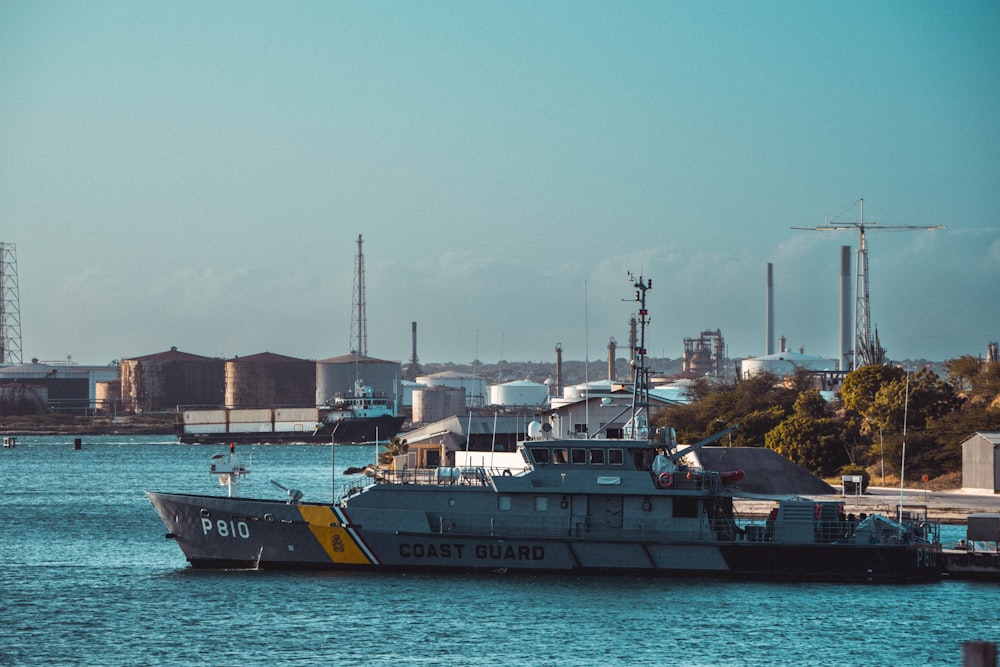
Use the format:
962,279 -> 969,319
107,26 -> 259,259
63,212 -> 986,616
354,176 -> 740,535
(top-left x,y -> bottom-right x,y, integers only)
350,234 -> 367,357
792,199 -> 944,369
0,243 -> 24,365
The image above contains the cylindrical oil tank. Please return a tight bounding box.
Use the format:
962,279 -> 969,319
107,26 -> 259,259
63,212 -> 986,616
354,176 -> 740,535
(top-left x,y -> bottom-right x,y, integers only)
415,371 -> 487,408
95,379 -> 122,414
0,382 -> 48,415
316,353 -> 401,408
225,352 -> 316,407
412,385 -> 466,423
120,347 -> 225,413
739,351 -> 836,380
489,380 -> 549,407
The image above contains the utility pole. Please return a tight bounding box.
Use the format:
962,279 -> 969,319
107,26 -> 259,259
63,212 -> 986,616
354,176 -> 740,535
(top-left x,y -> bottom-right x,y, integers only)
792,199 -> 943,369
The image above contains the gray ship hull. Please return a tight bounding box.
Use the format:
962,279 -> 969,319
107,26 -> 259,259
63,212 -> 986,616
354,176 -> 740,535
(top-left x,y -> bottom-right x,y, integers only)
147,490 -> 942,582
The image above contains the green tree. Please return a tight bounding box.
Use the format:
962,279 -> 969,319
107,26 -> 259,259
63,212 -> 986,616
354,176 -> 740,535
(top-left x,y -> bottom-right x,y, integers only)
867,369 -> 961,434
945,355 -> 982,392
765,414 -> 845,477
841,364 -> 905,418
764,389 -> 850,477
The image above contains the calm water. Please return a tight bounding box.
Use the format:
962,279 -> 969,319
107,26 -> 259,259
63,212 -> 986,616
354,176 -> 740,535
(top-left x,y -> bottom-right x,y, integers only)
1,436 -> 996,666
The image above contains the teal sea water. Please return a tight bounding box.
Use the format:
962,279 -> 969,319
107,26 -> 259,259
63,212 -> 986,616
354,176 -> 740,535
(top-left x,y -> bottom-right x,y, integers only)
1,436 -> 996,667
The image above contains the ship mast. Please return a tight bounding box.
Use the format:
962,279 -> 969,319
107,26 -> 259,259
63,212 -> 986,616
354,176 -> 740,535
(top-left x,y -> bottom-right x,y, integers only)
626,272 -> 652,438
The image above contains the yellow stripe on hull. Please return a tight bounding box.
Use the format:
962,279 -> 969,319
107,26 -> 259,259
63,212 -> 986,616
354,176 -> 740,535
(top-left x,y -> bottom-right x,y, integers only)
297,505 -> 373,565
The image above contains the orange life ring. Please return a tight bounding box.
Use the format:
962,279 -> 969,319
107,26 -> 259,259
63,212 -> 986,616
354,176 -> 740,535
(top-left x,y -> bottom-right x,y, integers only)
657,472 -> 674,489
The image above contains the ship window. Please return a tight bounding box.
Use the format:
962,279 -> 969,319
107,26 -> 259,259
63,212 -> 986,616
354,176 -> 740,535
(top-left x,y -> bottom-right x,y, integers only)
589,448 -> 605,464
608,449 -> 624,465
673,497 -> 699,518
552,448 -> 569,464
573,423 -> 588,434
498,495 -> 512,511
571,448 -> 587,464
534,496 -> 548,511
531,448 -> 550,464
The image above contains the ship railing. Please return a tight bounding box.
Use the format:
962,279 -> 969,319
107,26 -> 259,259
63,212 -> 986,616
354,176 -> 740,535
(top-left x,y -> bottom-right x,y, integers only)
735,516 -> 941,545
376,466 -> 520,488
654,469 -> 723,493
339,475 -> 377,501
429,512 -> 723,542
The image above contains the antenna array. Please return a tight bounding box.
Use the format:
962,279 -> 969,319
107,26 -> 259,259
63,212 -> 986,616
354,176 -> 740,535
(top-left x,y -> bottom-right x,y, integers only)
0,243 -> 23,365
792,199 -> 944,368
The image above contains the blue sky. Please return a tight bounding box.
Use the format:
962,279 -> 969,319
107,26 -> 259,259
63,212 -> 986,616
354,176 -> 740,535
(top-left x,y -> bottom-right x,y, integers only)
2,1 -> 998,367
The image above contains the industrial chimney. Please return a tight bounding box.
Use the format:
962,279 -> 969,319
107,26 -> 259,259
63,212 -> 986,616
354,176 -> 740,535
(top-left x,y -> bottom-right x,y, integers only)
766,263 -> 775,355
607,338 -> 617,382
554,343 -> 563,398
403,321 -> 422,381
840,246 -> 852,371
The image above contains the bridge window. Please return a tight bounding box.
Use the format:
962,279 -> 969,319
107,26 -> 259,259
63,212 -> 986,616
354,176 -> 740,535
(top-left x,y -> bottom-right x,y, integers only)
530,448 -> 549,464
589,449 -> 605,464
571,448 -> 587,464
608,449 -> 624,465
552,448 -> 569,464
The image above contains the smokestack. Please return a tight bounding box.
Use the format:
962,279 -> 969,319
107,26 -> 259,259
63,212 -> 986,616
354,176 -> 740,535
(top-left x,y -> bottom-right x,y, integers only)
554,343 -> 563,398
410,321 -> 418,366
404,321 -> 422,381
840,246 -> 852,371
607,338 -> 617,382
766,263 -> 775,355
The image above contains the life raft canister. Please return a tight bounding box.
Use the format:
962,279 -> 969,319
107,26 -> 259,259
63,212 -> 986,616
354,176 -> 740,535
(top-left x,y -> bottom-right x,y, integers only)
657,472 -> 674,489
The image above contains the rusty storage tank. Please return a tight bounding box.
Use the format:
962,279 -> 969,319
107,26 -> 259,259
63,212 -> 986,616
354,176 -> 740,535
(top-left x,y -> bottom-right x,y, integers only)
120,347 -> 225,413
412,385 -> 466,423
225,352 -> 316,408
95,379 -> 122,414
315,353 -> 401,408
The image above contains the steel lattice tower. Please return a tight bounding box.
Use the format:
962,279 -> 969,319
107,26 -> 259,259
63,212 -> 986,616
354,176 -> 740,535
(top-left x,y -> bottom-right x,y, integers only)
0,243 -> 23,365
793,199 -> 943,369
350,234 -> 367,357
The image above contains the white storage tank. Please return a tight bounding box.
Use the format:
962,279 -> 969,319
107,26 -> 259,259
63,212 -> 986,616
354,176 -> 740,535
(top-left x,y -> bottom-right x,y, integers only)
412,385 -> 466,423
416,371 -> 486,408
489,380 -> 549,407
316,353 -> 401,408
739,351 -> 836,379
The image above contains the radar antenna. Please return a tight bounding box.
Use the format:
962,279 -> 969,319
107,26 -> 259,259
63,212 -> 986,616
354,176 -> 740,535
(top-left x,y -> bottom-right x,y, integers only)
792,199 -> 943,368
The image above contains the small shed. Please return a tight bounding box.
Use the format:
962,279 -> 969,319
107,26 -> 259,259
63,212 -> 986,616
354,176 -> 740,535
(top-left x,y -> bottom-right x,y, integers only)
962,432 -> 1000,494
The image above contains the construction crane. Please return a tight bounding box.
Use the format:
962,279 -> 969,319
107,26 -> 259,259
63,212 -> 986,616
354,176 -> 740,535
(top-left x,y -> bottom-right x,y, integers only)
792,198 -> 944,369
